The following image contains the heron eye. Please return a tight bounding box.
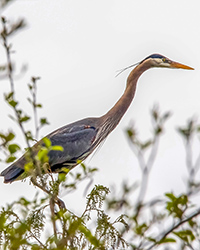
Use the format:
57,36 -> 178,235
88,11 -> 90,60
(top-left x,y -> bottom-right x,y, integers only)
162,58 -> 166,62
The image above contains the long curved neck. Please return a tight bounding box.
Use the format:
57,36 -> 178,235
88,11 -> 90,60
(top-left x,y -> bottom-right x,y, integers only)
101,60 -> 151,132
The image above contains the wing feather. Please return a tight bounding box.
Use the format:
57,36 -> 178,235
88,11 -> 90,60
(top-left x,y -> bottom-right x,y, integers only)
48,125 -> 97,166
1,121 -> 98,182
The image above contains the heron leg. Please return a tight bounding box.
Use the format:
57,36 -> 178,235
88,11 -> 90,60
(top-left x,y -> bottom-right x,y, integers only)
30,177 -> 66,210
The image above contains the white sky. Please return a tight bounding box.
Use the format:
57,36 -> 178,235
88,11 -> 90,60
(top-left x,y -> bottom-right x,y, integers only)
0,0 -> 200,213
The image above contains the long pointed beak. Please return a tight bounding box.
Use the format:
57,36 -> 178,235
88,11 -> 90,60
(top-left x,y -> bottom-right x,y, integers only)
170,61 -> 194,70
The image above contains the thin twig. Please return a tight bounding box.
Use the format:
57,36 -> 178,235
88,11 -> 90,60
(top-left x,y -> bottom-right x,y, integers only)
1,18 -> 32,150
146,136 -> 159,172
8,206 -> 46,248
137,136 -> 160,205
147,208 -> 200,250
194,151 -> 200,174
31,177 -> 66,210
27,230 -> 46,248
1,17 -> 15,93
50,197 -> 57,239
30,77 -> 41,139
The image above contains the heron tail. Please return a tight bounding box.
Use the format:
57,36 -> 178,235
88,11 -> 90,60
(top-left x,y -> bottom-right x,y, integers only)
0,165 -> 24,183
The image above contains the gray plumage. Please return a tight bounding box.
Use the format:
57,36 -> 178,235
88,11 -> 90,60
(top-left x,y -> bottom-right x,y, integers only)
0,54 -> 194,183
1,118 -> 100,183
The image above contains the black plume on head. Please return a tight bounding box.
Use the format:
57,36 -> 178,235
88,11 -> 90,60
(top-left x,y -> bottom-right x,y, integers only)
144,54 -> 164,60
139,53 -> 165,64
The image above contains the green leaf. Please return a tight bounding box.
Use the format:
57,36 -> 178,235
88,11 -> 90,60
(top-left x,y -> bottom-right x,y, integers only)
18,197 -> 30,206
141,140 -> 152,150
147,237 -> 156,243
6,132 -> 15,141
76,173 -> 81,180
5,91 -> 14,99
127,129 -> 134,138
20,115 -> 30,123
188,219 -> 197,228
152,108 -> 158,121
79,224 -> 100,247
42,137 -> 51,148
0,213 -> 6,229
40,118 -> 49,126
4,92 -> 18,107
8,99 -> 18,107
50,145 -> 63,151
0,131 -> 15,142
8,143 -> 20,154
165,192 -> 176,201
165,193 -> 189,219
0,64 -> 6,71
6,155 -> 16,163
155,126 -> 162,135
28,84 -> 32,90
24,162 -> 34,172
159,237 -> 176,244
60,167 -> 70,174
35,103 -> 42,108
58,173 -> 66,182
81,162 -> 86,173
31,76 -> 41,83
173,230 -> 195,243
37,148 -> 49,162
134,223 -> 148,235
89,167 -> 98,173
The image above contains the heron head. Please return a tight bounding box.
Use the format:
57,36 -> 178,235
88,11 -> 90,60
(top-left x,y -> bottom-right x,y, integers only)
143,54 -> 194,70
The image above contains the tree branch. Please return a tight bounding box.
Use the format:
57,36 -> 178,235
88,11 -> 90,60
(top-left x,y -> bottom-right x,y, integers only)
147,207 -> 200,250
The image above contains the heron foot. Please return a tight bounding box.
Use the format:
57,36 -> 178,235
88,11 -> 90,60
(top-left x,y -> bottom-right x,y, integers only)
31,177 -> 66,210
56,197 -> 66,210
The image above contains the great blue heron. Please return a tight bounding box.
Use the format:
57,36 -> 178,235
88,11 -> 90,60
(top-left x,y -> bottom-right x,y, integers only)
1,54 -> 194,183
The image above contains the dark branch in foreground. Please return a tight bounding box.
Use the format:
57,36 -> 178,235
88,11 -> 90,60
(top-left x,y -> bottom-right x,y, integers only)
147,208 -> 200,250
